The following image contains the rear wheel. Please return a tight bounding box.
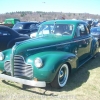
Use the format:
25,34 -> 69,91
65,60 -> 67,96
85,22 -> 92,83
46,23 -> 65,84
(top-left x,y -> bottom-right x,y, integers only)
51,64 -> 69,88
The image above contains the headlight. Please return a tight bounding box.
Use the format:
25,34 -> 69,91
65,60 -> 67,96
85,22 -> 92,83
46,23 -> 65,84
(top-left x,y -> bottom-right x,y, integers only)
34,57 -> 43,68
0,52 -> 4,60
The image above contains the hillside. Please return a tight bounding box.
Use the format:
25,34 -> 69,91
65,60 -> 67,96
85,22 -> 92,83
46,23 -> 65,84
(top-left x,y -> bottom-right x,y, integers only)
0,11 -> 100,22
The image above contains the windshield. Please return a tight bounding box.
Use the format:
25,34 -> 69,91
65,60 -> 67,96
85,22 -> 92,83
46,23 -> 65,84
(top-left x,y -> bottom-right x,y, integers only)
38,24 -> 74,36
13,23 -> 23,29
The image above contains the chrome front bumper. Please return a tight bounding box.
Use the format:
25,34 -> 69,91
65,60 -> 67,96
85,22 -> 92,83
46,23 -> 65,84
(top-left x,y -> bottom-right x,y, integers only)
0,74 -> 46,87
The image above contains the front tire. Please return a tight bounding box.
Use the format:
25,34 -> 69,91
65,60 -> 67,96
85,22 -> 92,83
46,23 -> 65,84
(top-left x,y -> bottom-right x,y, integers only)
51,64 -> 69,88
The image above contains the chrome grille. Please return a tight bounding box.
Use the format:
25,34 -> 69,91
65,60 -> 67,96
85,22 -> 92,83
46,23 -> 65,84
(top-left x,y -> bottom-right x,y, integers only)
4,61 -> 11,73
14,55 -> 33,78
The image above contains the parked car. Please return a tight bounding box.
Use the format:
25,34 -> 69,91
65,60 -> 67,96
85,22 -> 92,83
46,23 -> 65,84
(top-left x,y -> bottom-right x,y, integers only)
0,25 -> 30,51
0,18 -> 20,28
12,21 -> 39,36
0,20 -> 99,89
90,27 -> 100,45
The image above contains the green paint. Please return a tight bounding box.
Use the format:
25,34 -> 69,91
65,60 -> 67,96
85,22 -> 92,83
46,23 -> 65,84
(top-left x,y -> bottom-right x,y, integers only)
0,20 -> 99,83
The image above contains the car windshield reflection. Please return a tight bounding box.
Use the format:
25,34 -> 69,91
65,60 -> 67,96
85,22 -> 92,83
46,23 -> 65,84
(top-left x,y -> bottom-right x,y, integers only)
13,23 -> 24,29
38,24 -> 74,36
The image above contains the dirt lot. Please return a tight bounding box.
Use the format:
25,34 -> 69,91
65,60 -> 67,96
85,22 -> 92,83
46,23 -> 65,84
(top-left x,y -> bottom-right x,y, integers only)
0,53 -> 100,100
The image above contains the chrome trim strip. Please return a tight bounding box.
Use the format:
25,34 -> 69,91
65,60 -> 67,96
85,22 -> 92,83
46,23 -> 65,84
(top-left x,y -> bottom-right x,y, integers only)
27,37 -> 91,51
0,74 -> 46,87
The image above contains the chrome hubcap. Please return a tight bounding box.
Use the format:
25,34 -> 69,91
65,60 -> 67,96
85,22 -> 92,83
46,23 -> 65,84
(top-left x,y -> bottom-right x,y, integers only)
58,64 -> 69,87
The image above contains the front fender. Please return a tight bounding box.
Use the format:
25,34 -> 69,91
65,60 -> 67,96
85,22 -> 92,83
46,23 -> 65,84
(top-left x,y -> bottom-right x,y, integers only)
0,49 -> 12,71
26,51 -> 77,82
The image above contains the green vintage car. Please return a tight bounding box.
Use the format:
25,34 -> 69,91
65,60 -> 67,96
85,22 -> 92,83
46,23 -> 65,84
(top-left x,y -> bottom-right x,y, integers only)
0,20 -> 99,88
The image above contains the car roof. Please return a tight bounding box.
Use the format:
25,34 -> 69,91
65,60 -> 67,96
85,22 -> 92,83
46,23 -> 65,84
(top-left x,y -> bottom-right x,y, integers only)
42,20 -> 86,25
17,21 -> 39,24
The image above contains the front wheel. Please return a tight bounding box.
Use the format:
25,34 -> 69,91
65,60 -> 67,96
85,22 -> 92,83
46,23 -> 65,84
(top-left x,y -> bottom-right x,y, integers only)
51,64 -> 69,88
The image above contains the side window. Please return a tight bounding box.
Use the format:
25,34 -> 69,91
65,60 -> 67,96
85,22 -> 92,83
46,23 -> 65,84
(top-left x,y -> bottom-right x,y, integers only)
30,24 -> 35,30
30,24 -> 39,30
75,24 -> 89,37
79,24 -> 88,35
0,30 -> 10,36
36,24 -> 39,28
75,24 -> 88,37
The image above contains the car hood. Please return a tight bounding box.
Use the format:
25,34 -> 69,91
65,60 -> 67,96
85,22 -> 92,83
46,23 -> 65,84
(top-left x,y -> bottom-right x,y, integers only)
13,34 -> 72,55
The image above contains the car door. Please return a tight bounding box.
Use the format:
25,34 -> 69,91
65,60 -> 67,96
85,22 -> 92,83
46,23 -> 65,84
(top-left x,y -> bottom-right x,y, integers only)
0,29 -> 12,51
72,23 -> 91,66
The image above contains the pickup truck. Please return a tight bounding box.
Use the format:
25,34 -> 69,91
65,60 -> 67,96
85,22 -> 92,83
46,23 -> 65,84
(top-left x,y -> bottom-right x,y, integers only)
0,20 -> 99,89
0,18 -> 20,28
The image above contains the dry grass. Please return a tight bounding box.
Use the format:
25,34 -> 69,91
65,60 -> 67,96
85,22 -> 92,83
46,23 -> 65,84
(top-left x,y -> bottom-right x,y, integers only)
0,52 -> 100,100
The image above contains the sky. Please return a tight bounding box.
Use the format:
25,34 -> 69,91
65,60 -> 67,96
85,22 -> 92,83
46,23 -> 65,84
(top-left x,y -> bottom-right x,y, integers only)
0,0 -> 100,14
